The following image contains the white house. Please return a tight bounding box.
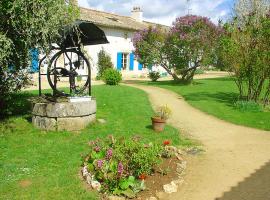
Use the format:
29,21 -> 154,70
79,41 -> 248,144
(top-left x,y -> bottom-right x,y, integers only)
79,5 -> 169,78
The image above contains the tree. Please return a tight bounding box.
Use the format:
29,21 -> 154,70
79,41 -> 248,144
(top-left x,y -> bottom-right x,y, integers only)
133,16 -> 222,83
0,0 -> 79,117
219,0 -> 270,104
96,48 -> 113,79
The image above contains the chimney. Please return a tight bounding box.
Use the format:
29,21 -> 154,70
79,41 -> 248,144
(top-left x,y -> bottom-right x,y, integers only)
131,6 -> 143,22
70,0 -> 78,6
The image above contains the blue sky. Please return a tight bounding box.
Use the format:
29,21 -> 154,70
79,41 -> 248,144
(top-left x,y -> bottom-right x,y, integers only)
79,0 -> 235,25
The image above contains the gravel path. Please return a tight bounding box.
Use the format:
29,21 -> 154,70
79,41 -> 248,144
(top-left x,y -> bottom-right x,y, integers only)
127,84 -> 270,200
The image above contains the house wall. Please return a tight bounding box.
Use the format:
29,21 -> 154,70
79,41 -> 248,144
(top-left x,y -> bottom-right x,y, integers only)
85,26 -> 155,78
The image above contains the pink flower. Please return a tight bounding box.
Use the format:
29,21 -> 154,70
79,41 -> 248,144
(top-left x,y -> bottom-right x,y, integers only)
117,162 -> 124,176
97,160 -> 104,168
106,148 -> 113,160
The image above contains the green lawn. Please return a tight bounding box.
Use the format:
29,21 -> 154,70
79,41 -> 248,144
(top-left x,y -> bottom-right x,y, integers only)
142,77 -> 270,131
0,85 -> 192,200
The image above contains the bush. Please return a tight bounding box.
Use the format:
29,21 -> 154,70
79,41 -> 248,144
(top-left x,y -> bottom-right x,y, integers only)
234,100 -> 263,112
102,68 -> 122,85
84,136 -> 163,198
148,71 -> 160,82
96,48 -> 114,80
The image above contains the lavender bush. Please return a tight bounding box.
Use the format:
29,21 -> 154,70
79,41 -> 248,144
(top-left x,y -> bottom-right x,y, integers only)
133,15 -> 222,83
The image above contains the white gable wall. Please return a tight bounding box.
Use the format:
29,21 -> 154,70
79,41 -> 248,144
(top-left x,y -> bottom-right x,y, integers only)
85,26 -> 151,78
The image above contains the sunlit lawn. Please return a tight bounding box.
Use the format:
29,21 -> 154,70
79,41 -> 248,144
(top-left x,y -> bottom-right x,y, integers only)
0,85 -> 192,200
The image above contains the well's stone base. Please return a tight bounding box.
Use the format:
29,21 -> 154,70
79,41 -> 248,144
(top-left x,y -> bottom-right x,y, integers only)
32,99 -> 96,131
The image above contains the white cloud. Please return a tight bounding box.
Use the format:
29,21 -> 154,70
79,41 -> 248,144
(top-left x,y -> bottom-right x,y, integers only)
79,0 -> 234,25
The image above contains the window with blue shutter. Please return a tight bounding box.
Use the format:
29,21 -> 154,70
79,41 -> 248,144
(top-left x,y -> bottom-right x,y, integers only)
129,53 -> 134,71
138,62 -> 143,70
117,52 -> 122,70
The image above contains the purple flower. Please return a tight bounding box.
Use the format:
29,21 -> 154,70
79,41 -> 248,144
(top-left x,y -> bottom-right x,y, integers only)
106,148 -> 113,160
94,146 -> 101,152
117,162 -> 124,176
97,160 -> 104,168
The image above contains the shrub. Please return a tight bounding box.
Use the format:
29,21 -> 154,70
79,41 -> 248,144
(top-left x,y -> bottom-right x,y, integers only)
84,136 -> 163,198
102,68 -> 122,85
219,2 -> 270,104
148,71 -> 160,82
96,48 -> 113,80
234,100 -> 263,112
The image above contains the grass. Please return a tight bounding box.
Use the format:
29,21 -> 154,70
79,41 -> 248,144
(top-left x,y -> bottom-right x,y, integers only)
141,77 -> 270,131
0,85 -> 192,200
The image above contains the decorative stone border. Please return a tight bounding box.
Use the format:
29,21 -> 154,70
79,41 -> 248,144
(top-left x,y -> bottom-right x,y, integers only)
32,99 -> 96,131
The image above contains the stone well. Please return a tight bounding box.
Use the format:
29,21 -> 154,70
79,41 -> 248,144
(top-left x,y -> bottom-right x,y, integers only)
32,99 -> 96,131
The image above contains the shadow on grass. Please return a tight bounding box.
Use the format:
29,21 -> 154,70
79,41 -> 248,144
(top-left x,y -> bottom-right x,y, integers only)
0,92 -> 37,121
182,91 -> 239,106
216,160 -> 270,200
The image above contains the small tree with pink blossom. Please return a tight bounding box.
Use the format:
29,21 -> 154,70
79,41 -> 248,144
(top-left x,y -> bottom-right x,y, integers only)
133,15 -> 222,83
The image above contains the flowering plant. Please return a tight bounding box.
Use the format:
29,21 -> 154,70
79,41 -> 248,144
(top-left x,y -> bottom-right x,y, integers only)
83,136 -> 163,198
133,15 -> 222,83
155,105 -> 172,120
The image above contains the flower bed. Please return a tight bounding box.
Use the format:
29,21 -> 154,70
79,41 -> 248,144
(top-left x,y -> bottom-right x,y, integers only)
81,136 -> 186,199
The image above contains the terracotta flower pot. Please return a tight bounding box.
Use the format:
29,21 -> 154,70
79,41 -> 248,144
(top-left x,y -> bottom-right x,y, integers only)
151,117 -> 166,132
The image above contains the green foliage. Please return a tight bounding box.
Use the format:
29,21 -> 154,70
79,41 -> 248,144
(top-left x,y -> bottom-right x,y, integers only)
219,3 -> 270,104
96,48 -> 113,80
0,0 -> 79,117
102,68 -> 122,85
234,100 -> 263,112
148,71 -> 161,82
85,136 -> 162,197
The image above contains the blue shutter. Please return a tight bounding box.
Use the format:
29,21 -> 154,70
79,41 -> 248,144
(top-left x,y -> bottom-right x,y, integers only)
129,53 -> 134,71
30,49 -> 39,73
117,52 -> 122,70
138,62 -> 143,70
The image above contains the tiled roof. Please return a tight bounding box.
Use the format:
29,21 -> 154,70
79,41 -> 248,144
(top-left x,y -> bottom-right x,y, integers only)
80,7 -> 169,31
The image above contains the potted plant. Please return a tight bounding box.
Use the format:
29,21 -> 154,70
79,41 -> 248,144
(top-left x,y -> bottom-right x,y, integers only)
151,105 -> 172,132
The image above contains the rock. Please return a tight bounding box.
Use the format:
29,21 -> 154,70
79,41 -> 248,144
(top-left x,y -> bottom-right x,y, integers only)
163,181 -> 178,193
91,180 -> 101,191
175,153 -> 184,161
97,118 -> 106,124
86,174 -> 92,184
156,192 -> 167,199
32,100 -> 96,117
82,166 -> 88,177
108,195 -> 125,200
32,100 -> 97,131
57,114 -> 96,131
177,161 -> 187,170
32,116 -> 57,131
